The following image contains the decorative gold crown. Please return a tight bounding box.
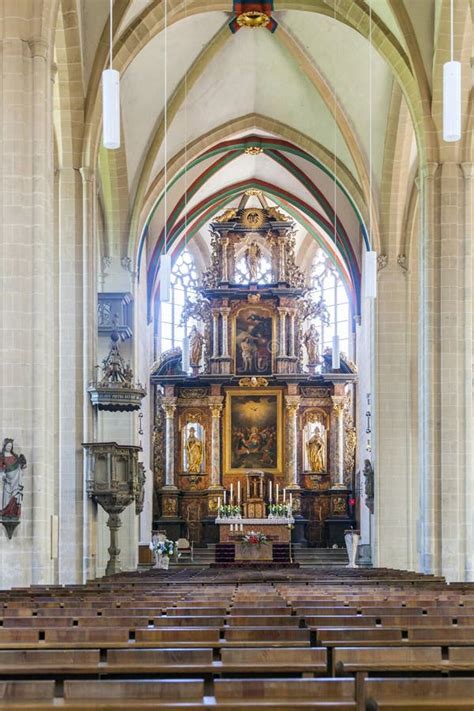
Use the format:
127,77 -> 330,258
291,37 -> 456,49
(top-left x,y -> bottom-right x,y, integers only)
236,11 -> 270,28
244,146 -> 263,155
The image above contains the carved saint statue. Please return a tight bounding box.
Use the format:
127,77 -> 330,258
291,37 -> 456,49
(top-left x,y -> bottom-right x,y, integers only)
189,326 -> 204,367
303,323 -> 320,364
363,459 -> 374,499
240,336 -> 254,372
306,428 -> 325,473
0,439 -> 26,517
245,241 -> 261,282
185,427 -> 203,473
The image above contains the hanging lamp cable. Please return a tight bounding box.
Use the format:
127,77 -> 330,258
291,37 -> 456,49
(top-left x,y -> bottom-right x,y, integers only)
109,0 -> 113,69
164,0 -> 168,257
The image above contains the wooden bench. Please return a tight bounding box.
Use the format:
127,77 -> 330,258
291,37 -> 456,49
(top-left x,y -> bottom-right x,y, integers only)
226,615 -> 301,627
365,677 -> 474,710
135,628 -> 221,646
63,679 -> 204,708
333,646 -> 448,676
0,680 -> 55,707
214,678 -> 356,709
0,648 -> 100,675
106,647 -> 214,673
219,647 -> 327,674
224,627 -> 310,645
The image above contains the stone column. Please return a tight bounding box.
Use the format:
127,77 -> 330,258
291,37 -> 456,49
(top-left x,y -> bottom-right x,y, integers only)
221,308 -> 230,358
278,235 -> 286,283
332,397 -> 346,489
285,396 -> 300,488
278,308 -> 287,357
289,311 -> 296,357
461,163 -> 474,580
211,310 -> 220,359
162,398 -> 177,489
221,235 -> 229,282
208,398 -> 224,488
418,162 -> 441,575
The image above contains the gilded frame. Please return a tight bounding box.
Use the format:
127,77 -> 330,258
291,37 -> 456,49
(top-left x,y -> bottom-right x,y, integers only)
232,303 -> 277,376
224,387 -> 283,475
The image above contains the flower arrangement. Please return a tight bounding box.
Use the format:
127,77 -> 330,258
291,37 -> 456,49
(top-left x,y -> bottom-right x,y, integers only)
149,538 -> 174,558
218,504 -> 241,518
268,503 -> 292,517
242,530 -> 268,546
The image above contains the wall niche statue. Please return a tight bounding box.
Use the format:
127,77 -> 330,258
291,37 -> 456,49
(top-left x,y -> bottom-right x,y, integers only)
303,411 -> 328,474
0,438 -> 27,539
363,459 -> 374,513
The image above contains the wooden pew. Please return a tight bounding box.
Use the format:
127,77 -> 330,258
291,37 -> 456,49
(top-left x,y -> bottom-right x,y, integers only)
219,647 -> 327,674
106,648 -> 214,673
63,679 -> 205,708
365,677 -> 474,710
226,615 -> 301,627
0,648 -> 100,675
0,680 -> 55,707
224,627 -> 310,646
213,678 -> 356,709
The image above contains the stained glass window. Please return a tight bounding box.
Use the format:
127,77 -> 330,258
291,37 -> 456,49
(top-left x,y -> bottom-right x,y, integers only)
159,249 -> 199,353
310,250 -> 351,356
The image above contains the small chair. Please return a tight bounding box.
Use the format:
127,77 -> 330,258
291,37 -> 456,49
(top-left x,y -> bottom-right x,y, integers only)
175,537 -> 193,563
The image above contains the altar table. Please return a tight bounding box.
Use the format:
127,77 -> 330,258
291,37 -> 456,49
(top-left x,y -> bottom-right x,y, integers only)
216,517 -> 293,544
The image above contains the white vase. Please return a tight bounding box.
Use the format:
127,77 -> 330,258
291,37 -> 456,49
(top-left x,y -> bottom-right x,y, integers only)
159,555 -> 170,570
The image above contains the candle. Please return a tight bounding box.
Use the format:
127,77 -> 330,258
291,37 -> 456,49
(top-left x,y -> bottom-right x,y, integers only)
223,489 -> 227,505
237,480 -> 241,504
230,483 -> 234,504
283,488 -> 286,503
276,483 -> 279,503
269,480 -> 272,503
217,496 -> 221,512
289,493 -> 293,509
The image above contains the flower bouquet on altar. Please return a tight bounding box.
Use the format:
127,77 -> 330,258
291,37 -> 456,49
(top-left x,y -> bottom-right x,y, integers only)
218,503 -> 241,519
149,537 -> 174,569
242,530 -> 268,546
268,503 -> 292,518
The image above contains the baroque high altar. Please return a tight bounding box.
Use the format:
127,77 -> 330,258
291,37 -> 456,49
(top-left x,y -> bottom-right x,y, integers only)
151,192 -> 357,547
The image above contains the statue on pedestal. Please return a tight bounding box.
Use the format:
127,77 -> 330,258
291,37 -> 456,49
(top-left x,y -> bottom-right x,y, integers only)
245,241 -> 261,282
185,427 -> 203,473
306,429 -> 325,473
303,323 -> 321,364
189,326 -> 204,368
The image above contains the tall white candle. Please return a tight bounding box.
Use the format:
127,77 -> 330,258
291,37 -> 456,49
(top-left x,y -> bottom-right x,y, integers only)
217,496 -> 221,512
223,489 -> 227,505
269,480 -> 272,503
230,483 -> 234,504
237,480 -> 241,504
289,493 -> 293,509
283,488 -> 286,503
276,483 -> 279,503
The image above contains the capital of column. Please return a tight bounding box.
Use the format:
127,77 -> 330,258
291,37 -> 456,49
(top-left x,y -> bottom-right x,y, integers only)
419,162 -> 439,181
209,397 -> 224,418
278,307 -> 288,317
285,396 -> 300,416
28,38 -> 49,60
221,307 -> 231,318
79,167 -> 95,184
461,162 -> 474,181
162,398 -> 177,418
331,396 -> 346,416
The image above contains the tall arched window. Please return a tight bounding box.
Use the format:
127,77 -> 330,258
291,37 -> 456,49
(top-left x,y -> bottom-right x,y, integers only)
160,249 -> 199,353
311,250 -> 351,356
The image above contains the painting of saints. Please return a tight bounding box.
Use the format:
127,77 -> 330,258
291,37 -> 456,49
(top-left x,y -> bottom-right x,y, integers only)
230,395 -> 278,470
235,307 -> 273,375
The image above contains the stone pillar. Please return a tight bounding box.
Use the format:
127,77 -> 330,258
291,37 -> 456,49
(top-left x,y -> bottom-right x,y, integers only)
221,235 -> 229,282
418,163 -> 441,575
221,308 -> 230,358
285,396 -> 300,488
332,397 -> 346,489
278,308 -> 287,357
212,310 -> 220,359
208,398 -> 224,488
289,311 -> 296,358
461,163 -> 474,580
278,235 -> 286,283
162,398 -> 177,489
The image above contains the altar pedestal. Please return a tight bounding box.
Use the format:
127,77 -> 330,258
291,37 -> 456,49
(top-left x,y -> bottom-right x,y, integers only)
216,518 -> 293,544
235,542 -> 273,561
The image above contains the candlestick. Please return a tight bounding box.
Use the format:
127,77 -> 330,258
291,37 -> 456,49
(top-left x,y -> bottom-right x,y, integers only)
276,483 -> 279,503
237,480 -> 241,504
289,493 -> 293,509
217,496 -> 221,512
223,489 -> 227,505
230,483 -> 234,504
283,488 -> 286,503
269,480 -> 272,503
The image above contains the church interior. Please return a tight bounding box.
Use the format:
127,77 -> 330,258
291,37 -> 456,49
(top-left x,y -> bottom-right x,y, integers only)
0,0 -> 473,707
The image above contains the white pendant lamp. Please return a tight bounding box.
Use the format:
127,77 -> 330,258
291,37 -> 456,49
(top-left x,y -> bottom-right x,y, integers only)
443,0 -> 461,142
102,0 -> 120,149
364,250 -> 377,299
